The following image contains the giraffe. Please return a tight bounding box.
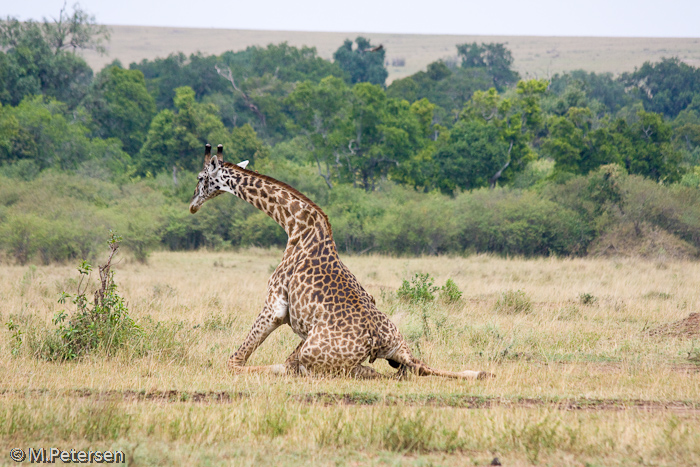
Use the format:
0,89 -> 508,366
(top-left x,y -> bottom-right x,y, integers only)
190,144 -> 493,380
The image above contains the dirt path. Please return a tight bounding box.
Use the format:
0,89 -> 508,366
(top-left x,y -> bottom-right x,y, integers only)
3,389 -> 699,413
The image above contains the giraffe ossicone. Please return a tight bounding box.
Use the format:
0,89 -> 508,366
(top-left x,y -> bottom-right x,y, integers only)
189,144 -> 494,380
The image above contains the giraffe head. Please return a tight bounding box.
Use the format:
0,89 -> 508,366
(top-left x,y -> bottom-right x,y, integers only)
189,144 -> 248,214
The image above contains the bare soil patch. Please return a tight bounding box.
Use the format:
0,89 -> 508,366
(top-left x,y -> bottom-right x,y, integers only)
649,312 -> 700,338
3,389 -> 699,412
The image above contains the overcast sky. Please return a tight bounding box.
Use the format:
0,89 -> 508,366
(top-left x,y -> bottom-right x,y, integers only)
5,0 -> 700,37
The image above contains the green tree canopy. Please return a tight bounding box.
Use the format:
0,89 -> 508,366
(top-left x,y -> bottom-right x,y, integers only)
83,65 -> 156,155
0,21 -> 92,107
333,37 -> 388,86
0,96 -> 129,175
456,42 -> 520,91
621,57 -> 700,118
138,87 -> 233,175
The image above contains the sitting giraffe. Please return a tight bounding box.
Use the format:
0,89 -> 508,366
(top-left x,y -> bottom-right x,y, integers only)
190,144 -> 492,380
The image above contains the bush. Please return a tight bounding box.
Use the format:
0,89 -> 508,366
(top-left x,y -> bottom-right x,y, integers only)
454,188 -> 593,257
578,293 -> 597,305
397,273 -> 463,306
41,232 -> 142,360
397,273 -> 440,304
439,279 -> 463,303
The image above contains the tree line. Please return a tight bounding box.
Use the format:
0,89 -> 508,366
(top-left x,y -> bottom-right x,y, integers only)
1,5 -> 700,263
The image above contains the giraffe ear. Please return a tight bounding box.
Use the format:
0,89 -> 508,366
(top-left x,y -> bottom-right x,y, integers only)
209,155 -> 221,172
236,160 -> 249,169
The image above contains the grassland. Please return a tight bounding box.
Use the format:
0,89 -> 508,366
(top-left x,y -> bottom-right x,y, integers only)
81,25 -> 700,82
2,249 -> 700,466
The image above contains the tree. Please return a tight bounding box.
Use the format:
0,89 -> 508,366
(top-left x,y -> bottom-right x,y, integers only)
284,76 -> 351,188
228,124 -> 270,167
546,70 -> 632,114
542,107 -> 620,175
621,57 -> 700,118
246,42 -> 345,83
138,87 -> 233,175
286,80 -> 430,190
0,5 -> 101,108
1,3 -> 109,55
544,106 -> 683,182
39,2 -> 110,55
616,110 -> 683,183
131,52 -> 229,110
456,42 -> 520,91
340,83 -> 427,190
433,119 -> 511,194
672,96 -> 700,166
449,80 -> 546,190
83,65 -> 156,155
0,96 -> 129,174
333,37 -> 388,86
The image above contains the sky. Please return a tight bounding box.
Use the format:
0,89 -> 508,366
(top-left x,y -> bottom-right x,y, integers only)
4,0 -> 700,38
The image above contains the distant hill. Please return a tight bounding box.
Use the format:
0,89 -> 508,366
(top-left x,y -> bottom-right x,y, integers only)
81,26 -> 700,82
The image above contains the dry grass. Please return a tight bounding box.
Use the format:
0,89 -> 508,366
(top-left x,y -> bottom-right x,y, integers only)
80,25 -> 700,82
2,250 -> 700,465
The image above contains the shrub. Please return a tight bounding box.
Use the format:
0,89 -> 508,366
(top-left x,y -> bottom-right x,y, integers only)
5,319 -> 23,356
42,232 -> 142,360
397,273 -> 463,305
397,273 -> 439,304
455,188 -> 593,257
439,279 -> 463,303
578,292 -> 597,305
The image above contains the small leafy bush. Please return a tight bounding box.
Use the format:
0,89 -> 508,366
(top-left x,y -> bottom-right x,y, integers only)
397,273 -> 439,304
5,319 -> 23,356
494,289 -> 533,314
439,279 -> 463,303
578,292 -> 597,305
45,232 -> 142,361
397,273 -> 463,304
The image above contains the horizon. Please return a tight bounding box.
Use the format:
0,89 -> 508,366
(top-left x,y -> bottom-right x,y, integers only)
5,0 -> 700,39
87,23 -> 700,40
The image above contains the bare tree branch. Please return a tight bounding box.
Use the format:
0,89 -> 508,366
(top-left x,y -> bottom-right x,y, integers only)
215,64 -> 267,128
489,141 -> 514,189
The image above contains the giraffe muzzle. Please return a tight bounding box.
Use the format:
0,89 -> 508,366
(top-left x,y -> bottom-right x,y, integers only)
189,200 -> 201,214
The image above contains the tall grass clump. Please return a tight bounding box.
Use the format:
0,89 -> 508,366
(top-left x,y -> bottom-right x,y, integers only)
494,289 -> 533,314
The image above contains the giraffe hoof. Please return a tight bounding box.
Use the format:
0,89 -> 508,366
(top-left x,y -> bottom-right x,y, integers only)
477,371 -> 496,380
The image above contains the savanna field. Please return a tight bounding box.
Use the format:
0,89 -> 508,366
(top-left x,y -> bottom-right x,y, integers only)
2,249 -> 699,466
4,4 -> 700,465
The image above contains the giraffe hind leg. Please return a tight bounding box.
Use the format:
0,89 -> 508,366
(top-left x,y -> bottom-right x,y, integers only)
348,364 -> 386,379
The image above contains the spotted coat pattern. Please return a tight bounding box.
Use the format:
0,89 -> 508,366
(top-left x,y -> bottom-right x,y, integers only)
190,151 -> 491,380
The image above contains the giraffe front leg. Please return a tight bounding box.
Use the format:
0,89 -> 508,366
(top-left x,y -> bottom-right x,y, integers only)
389,343 -> 495,380
227,292 -> 288,374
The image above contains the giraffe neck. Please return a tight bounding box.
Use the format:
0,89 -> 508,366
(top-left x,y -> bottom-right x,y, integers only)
219,163 -> 333,247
